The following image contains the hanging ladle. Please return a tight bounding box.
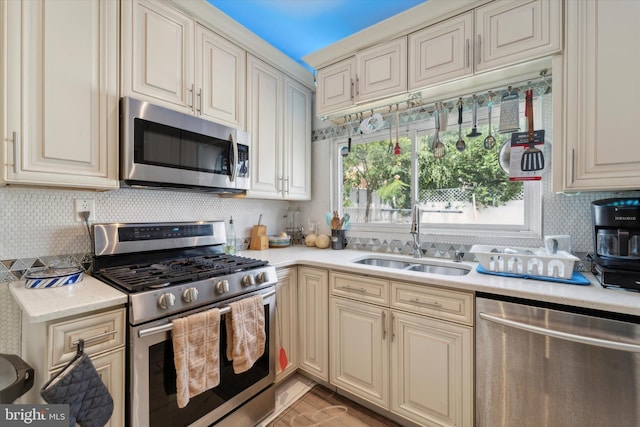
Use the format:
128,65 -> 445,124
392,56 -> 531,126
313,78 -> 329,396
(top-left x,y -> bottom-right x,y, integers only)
483,96 -> 496,149
467,95 -> 481,138
455,98 -> 465,151
433,104 -> 445,159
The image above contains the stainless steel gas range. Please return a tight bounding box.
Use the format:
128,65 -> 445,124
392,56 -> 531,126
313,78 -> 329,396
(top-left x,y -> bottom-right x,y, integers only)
91,221 -> 277,427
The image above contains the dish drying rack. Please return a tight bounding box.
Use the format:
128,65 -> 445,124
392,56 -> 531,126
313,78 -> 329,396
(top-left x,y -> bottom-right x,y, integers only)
470,245 -> 579,279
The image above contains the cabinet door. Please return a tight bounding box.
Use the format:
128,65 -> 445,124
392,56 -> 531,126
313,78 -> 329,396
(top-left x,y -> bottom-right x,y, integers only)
275,268 -> 298,382
128,0 -> 194,111
283,77 -> 312,200
409,12 -> 473,91
195,25 -> 246,128
297,267 -> 329,382
475,0 -> 561,73
330,297 -> 389,408
246,55 -> 284,198
390,311 -> 473,427
3,0 -> 118,189
47,349 -> 125,427
315,57 -> 356,116
556,0 -> 640,191
357,37 -> 407,102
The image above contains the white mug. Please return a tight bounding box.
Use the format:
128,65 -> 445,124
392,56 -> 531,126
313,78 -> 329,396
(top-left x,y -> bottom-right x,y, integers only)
544,235 -> 571,255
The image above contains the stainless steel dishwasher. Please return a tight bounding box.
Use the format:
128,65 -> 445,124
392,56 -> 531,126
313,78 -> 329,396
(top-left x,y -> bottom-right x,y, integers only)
476,293 -> 640,427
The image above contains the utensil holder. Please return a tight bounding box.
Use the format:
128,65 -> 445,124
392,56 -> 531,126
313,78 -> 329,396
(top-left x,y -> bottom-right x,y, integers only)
331,229 -> 347,250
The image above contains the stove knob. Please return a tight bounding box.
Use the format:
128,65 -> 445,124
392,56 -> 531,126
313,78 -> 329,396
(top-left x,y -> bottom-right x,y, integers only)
182,287 -> 199,303
241,274 -> 256,287
215,280 -> 229,294
255,271 -> 269,284
158,293 -> 176,310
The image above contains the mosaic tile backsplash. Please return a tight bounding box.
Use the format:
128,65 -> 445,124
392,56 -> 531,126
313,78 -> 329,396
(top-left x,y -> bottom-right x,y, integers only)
2,179 -> 639,355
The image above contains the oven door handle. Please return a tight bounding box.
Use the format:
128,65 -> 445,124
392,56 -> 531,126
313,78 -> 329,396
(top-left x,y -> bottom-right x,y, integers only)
138,288 -> 276,338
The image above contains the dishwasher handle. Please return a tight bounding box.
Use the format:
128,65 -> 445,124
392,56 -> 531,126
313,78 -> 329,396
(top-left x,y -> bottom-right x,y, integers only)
479,312 -> 640,353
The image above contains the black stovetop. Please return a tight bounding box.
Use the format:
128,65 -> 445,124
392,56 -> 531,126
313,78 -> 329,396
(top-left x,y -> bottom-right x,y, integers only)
93,253 -> 267,293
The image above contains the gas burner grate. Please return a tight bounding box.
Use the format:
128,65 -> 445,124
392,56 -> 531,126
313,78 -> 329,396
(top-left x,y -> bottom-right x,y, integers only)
96,254 -> 268,292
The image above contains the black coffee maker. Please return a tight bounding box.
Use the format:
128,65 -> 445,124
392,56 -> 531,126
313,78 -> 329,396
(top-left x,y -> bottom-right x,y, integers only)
592,197 -> 640,290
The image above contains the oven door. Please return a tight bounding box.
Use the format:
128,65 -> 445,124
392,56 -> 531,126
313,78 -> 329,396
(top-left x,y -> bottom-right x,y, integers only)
130,287 -> 275,427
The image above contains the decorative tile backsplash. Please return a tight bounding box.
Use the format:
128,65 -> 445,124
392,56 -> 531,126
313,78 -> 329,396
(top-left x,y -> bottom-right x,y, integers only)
2,174 -> 639,355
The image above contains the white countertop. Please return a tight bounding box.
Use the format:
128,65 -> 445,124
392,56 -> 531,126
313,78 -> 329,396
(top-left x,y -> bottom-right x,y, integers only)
10,274 -> 127,323
241,247 -> 640,316
9,247 -> 639,322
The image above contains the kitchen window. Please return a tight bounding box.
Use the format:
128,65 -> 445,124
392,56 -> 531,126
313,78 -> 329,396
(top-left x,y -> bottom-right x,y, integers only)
335,83 -> 550,238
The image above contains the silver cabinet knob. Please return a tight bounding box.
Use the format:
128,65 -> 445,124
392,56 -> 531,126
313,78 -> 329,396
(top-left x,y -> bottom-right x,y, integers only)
158,293 -> 176,309
215,280 -> 229,294
241,274 -> 256,287
182,287 -> 198,303
255,271 -> 269,284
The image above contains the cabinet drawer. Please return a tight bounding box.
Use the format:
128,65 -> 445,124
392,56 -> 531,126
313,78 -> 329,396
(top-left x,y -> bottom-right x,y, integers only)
391,282 -> 473,325
48,308 -> 125,369
330,272 -> 389,305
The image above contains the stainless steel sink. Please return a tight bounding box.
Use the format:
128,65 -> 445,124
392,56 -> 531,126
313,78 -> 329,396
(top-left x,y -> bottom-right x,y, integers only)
354,258 -> 412,269
352,256 -> 470,276
405,263 -> 470,276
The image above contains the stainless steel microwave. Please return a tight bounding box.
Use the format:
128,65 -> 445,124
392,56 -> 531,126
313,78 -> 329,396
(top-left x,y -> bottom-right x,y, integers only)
120,97 -> 250,193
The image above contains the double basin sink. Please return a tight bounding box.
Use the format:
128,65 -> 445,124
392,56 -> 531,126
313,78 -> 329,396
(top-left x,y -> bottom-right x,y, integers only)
352,255 -> 470,276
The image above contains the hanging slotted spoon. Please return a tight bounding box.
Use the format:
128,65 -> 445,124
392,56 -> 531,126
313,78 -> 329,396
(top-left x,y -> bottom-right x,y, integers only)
433,105 -> 445,158
520,89 -> 545,171
455,98 -> 465,151
483,100 -> 496,149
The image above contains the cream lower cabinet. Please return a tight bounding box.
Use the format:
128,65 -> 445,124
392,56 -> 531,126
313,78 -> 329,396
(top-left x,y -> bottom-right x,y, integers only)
297,267 -> 329,382
275,267 -> 298,382
329,271 -> 473,427
330,296 -> 389,408
390,310 -> 472,427
2,0 -> 119,189
20,307 -> 126,427
554,0 -> 640,192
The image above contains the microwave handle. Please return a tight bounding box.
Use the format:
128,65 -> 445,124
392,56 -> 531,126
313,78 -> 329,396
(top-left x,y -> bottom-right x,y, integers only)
230,135 -> 238,182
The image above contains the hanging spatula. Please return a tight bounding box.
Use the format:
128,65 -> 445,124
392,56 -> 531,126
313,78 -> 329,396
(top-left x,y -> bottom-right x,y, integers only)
520,89 -> 544,172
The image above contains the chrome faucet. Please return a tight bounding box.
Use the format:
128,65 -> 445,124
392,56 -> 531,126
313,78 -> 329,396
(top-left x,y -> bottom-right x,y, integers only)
410,204 -> 422,258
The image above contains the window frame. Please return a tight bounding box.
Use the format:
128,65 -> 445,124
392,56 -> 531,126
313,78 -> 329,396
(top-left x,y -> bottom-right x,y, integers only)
332,119 -> 543,240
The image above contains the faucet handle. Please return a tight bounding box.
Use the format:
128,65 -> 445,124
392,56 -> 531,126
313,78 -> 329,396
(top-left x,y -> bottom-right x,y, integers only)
454,250 -> 464,262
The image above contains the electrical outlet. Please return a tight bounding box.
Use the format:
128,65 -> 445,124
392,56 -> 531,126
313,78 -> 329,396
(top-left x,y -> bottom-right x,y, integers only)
74,199 -> 96,222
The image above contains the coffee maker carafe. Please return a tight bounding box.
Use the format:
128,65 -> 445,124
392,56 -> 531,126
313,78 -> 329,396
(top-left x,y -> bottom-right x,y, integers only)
592,198 -> 640,290
593,198 -> 640,266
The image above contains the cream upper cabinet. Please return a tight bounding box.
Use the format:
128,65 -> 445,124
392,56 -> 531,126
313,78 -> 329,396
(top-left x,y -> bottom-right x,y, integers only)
2,0 -> 119,189
315,57 -> 356,117
297,267 -> 329,382
246,55 -> 311,200
330,296 -> 389,408
122,0 -> 245,128
316,37 -> 406,116
275,267 -> 298,382
124,0 -> 194,111
555,0 -> 640,192
408,12 -> 473,91
357,37 -> 407,103
195,24 -> 246,128
475,0 -> 561,73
